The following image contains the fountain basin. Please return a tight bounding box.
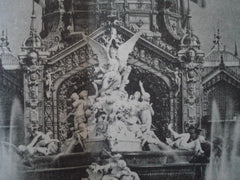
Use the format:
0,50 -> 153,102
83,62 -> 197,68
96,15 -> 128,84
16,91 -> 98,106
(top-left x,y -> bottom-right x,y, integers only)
21,164 -> 207,180
19,151 -> 207,180
25,151 -> 197,169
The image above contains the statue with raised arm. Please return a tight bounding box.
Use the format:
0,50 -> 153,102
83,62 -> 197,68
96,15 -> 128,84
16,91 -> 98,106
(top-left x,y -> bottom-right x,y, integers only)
139,81 -> 154,131
129,91 -> 141,125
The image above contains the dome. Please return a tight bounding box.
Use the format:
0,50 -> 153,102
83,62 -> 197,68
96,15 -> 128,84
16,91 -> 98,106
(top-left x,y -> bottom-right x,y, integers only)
181,33 -> 200,47
0,36 -> 20,70
23,34 -> 42,48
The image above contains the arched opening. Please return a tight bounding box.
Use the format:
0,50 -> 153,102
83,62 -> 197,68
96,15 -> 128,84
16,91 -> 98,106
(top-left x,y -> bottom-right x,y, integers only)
55,65 -> 171,142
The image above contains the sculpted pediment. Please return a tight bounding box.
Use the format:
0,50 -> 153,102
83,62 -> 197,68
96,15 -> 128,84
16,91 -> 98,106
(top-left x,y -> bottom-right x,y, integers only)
44,25 -> 181,90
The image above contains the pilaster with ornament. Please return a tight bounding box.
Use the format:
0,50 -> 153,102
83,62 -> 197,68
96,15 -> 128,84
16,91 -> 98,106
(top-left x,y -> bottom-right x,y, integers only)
19,48 -> 49,134
178,33 -> 204,131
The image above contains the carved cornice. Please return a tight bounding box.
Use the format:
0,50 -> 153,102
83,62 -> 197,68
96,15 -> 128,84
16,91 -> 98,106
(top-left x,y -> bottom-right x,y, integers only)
47,25 -> 180,67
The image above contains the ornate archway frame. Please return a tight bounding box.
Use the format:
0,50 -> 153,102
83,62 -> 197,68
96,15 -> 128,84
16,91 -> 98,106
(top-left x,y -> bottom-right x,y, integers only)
43,27 -> 181,139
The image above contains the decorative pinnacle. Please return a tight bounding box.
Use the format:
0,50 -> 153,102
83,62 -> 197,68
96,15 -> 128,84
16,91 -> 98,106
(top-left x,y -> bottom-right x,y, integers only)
0,27 -> 11,53
213,28 -> 222,51
235,41 -> 238,57
5,27 -> 9,46
1,29 -> 5,42
0,28 -> 8,48
30,0 -> 37,36
186,0 -> 192,34
219,54 -> 225,69
25,0 -> 43,49
186,11 -> 192,34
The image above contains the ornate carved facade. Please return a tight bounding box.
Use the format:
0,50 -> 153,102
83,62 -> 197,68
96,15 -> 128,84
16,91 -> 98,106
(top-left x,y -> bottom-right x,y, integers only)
14,0 -> 209,142
41,26 -> 182,140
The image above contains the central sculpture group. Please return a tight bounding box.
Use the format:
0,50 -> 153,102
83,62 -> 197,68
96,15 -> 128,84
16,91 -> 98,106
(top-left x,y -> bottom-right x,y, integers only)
64,27 -> 162,152
20,25 -> 207,155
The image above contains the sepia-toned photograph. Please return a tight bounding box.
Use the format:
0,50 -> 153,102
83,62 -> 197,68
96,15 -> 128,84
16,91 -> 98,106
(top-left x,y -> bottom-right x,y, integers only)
0,0 -> 240,179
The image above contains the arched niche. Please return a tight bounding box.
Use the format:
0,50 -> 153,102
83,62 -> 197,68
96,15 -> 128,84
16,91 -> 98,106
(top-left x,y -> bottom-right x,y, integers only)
53,64 -> 172,141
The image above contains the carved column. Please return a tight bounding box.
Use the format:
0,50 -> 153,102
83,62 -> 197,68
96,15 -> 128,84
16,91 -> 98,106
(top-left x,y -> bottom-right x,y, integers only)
19,45 -> 49,140
178,43 -> 204,131
169,91 -> 177,128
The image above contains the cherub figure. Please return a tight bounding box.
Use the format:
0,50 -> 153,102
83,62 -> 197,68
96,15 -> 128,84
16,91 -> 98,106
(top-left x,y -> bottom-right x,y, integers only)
107,111 -> 130,140
86,153 -> 140,180
70,92 -> 88,131
102,160 -> 139,180
95,110 -> 108,137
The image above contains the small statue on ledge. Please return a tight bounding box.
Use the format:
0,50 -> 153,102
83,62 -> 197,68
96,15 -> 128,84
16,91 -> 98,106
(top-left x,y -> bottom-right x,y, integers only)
18,131 -> 59,157
166,124 -> 206,155
70,91 -> 88,131
85,153 -> 140,180
139,81 -> 154,132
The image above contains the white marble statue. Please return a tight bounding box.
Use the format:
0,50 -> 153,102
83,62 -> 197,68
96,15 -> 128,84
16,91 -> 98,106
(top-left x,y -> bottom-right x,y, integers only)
56,27 -> 170,153
166,124 -> 205,154
70,91 -> 88,131
87,27 -> 142,94
18,131 -> 59,156
86,154 -> 140,180
139,81 -> 154,132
